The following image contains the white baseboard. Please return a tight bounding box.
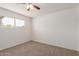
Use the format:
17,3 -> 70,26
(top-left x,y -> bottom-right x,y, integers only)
33,40 -> 78,52
0,40 -> 31,51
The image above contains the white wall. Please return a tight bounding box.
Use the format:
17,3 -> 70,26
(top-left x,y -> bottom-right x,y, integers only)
33,7 -> 78,51
77,6 -> 79,51
0,7 -> 32,50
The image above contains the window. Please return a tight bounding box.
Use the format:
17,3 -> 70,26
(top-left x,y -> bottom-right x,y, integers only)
0,16 -> 24,28
16,19 -> 24,27
2,17 -> 14,27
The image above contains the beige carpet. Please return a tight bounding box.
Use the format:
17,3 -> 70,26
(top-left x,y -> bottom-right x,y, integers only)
0,41 -> 79,56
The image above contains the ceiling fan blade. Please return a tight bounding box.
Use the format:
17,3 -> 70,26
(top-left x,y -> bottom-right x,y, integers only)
33,5 -> 40,10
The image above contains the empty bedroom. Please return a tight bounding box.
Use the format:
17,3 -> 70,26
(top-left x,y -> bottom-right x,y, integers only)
0,3 -> 79,56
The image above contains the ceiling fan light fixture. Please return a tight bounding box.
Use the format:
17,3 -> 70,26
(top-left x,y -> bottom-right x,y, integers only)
26,3 -> 34,11
30,4 -> 34,10
26,3 -> 30,11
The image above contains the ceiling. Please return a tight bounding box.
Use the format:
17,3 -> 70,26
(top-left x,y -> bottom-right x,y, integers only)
0,3 -> 77,18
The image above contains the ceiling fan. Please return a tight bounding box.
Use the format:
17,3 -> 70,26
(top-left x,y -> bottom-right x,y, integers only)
26,3 -> 40,11
19,3 -> 40,11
